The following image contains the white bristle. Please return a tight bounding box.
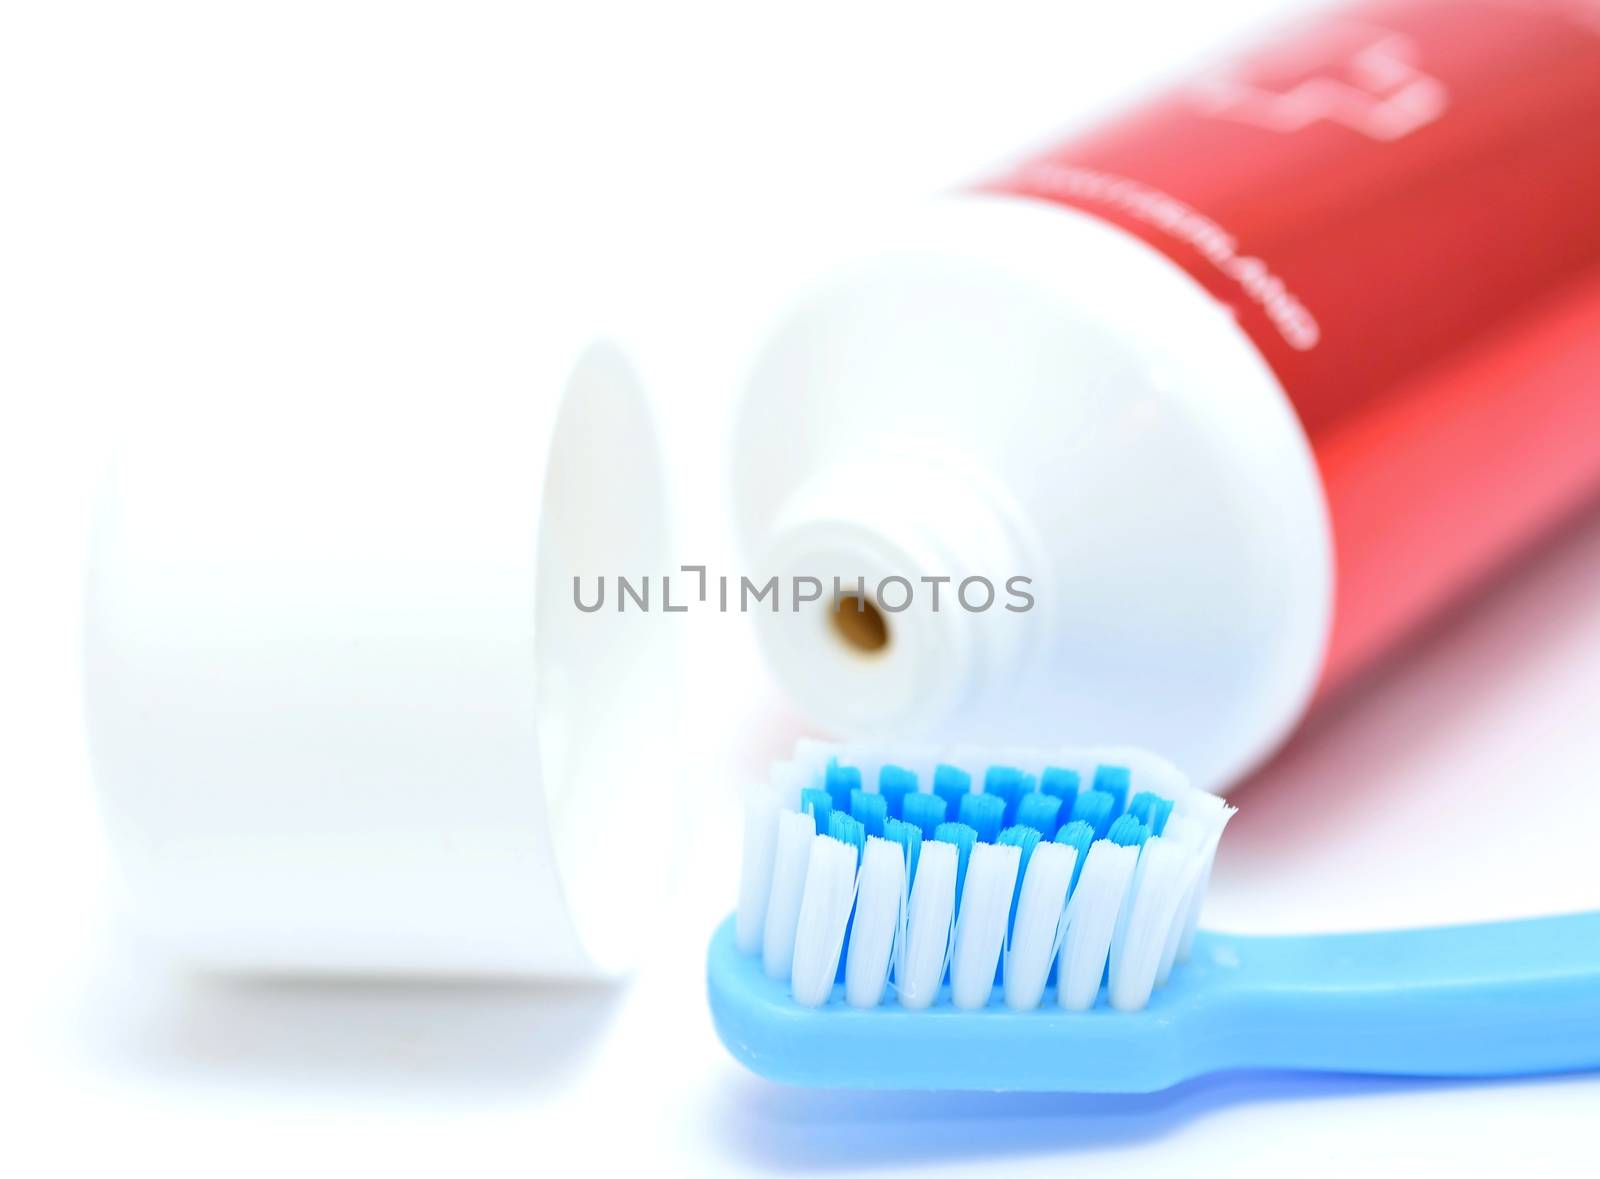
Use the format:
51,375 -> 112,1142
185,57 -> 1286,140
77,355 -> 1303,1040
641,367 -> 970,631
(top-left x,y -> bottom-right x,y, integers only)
949,841 -> 1021,1009
896,839 -> 957,1009
1169,784 -> 1226,823
1002,841 -> 1076,1010
740,741 -> 1235,1012
761,809 -> 816,981
1106,838 -> 1149,991
1057,840 -> 1140,1011
1107,837 -> 1201,1011
790,834 -> 860,1007
1170,796 -> 1236,961
845,836 -> 906,1007
791,737 -> 839,777
768,760 -> 812,810
1153,813 -> 1205,985
736,783 -> 782,954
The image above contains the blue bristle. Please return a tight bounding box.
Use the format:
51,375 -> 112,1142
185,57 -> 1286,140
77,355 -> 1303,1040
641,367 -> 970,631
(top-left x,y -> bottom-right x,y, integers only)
933,821 -> 977,908
933,764 -> 972,810
877,765 -> 918,819
825,762 -> 862,814
1014,792 -> 1063,839
1092,764 -> 1132,815
1040,766 -> 1081,800
1127,790 -> 1174,837
800,787 -> 832,834
1106,813 -> 1148,848
827,810 -> 866,859
884,816 -> 922,885
957,791 -> 1005,844
982,766 -> 1034,826
1054,820 -> 1094,893
1069,789 -> 1116,840
901,791 -> 948,840
850,788 -> 887,838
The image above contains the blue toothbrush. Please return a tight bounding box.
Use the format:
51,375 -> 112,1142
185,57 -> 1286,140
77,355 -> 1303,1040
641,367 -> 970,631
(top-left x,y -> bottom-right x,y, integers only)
708,743 -> 1600,1091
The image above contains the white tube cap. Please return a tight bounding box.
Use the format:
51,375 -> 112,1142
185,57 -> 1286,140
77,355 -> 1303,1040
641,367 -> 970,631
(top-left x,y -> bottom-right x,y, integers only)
85,332 -> 678,978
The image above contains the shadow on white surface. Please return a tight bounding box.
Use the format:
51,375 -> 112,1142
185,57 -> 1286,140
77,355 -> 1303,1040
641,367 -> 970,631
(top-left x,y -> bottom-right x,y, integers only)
64,923 -> 625,1103
706,1068 -> 1590,1171
1213,498 -> 1600,933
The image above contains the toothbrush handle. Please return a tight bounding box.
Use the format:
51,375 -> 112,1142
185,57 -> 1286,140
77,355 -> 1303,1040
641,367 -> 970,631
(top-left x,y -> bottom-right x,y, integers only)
1196,911 -> 1600,1079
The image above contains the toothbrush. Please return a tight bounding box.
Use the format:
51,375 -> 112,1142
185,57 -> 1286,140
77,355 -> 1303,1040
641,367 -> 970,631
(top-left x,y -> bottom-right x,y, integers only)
708,742 -> 1600,1092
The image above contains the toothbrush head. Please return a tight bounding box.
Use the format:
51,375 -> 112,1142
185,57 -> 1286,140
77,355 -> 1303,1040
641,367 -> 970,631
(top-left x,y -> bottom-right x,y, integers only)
716,742 -> 1236,1087
718,743 -> 1600,1091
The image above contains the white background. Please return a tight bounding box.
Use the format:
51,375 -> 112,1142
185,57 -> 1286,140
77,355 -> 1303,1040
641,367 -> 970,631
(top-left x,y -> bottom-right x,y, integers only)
3,0 -> 1597,1174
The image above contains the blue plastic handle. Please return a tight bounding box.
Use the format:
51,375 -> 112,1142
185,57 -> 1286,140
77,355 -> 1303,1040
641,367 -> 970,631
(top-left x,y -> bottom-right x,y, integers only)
706,911 -> 1600,1091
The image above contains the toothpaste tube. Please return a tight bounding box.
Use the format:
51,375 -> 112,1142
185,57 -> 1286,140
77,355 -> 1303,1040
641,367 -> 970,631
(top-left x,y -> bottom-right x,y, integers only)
732,0 -> 1600,789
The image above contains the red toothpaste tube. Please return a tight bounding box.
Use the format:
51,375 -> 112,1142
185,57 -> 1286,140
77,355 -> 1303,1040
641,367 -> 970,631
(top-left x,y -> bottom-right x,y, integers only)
734,0 -> 1600,787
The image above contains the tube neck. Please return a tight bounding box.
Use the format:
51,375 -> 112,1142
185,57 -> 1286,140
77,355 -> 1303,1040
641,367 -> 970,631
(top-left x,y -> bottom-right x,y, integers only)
750,453 -> 1039,738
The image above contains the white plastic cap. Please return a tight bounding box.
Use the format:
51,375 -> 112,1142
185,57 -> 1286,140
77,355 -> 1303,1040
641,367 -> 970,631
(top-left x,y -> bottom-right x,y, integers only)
85,332 -> 678,978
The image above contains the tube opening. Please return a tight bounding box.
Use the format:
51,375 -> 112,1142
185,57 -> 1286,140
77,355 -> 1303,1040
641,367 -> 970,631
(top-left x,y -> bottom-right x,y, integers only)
831,593 -> 890,654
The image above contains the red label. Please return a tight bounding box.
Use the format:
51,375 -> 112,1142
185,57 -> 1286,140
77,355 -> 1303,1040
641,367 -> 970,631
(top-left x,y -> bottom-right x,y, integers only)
986,0 -> 1600,688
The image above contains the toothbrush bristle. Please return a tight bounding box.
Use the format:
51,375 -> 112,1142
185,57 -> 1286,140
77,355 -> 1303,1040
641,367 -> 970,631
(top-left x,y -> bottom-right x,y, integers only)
790,831 -> 860,1006
982,766 -> 1034,826
850,787 -> 888,838
1127,790 -> 1174,836
844,835 -> 905,1007
932,764 -> 972,809
1106,813 -> 1150,848
1059,839 -> 1140,1010
898,839 -> 958,1009
743,742 -> 1234,1012
800,787 -> 831,833
1069,789 -> 1116,840
1054,819 -> 1095,893
933,821 -> 977,907
827,810 -> 865,856
883,816 -> 921,883
949,841 -> 1021,1008
877,765 -> 918,818
1014,791 -> 1063,838
957,791 -> 1005,843
761,808 -> 817,981
1003,838 -> 1075,1011
997,824 -> 1042,936
901,791 -> 947,839
1091,764 -> 1132,813
1040,766 -> 1080,800
824,762 -> 861,813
